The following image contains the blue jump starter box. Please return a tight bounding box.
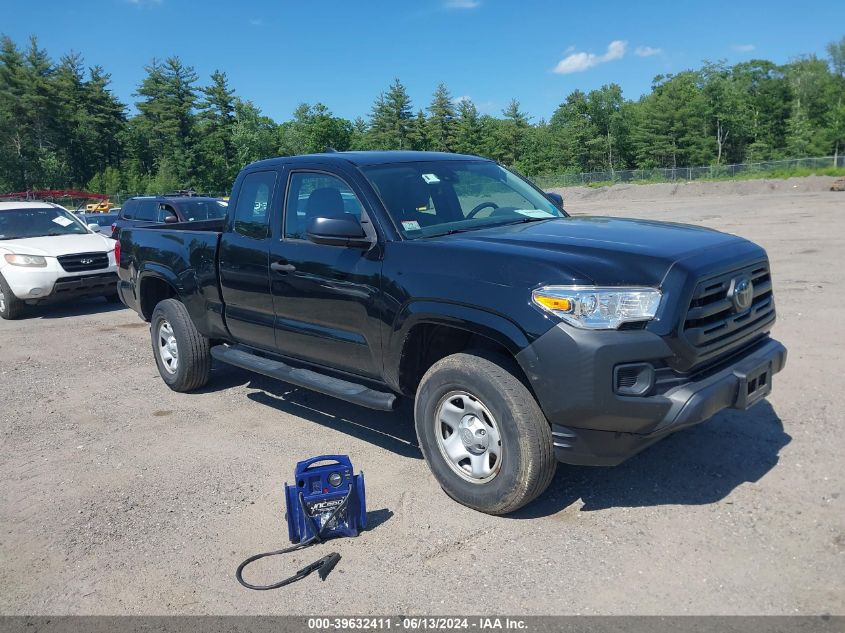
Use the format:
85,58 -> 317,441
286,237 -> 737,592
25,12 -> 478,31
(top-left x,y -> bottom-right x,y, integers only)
284,455 -> 366,544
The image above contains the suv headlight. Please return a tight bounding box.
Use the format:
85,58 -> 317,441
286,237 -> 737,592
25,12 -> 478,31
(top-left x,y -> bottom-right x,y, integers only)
532,286 -> 661,330
4,254 -> 47,268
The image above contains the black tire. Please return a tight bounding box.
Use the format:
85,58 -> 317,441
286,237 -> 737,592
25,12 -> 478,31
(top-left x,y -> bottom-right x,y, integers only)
414,351 -> 556,515
0,273 -> 25,320
150,298 -> 211,392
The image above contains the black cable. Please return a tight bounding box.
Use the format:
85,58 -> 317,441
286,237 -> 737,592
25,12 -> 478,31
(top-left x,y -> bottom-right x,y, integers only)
235,486 -> 352,590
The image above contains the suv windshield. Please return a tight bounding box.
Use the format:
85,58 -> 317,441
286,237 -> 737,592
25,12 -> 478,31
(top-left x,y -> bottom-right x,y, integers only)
0,207 -> 88,240
361,161 -> 564,238
177,199 -> 228,221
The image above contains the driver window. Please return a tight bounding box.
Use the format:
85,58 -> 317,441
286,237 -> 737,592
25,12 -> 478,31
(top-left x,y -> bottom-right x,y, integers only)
284,172 -> 364,240
157,204 -> 177,223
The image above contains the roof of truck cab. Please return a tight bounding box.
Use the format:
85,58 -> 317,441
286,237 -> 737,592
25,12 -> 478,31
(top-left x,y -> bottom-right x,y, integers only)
247,151 -> 489,170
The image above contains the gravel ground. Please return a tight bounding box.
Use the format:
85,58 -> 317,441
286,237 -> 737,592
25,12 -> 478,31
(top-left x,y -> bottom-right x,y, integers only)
1,177 -> 843,615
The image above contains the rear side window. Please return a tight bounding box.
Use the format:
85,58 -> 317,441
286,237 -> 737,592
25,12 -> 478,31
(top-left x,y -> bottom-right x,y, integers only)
135,200 -> 157,222
234,171 -> 277,239
120,200 -> 137,219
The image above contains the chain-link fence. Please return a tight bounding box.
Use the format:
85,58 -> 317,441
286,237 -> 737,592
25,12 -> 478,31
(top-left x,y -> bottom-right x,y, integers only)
537,155 -> 845,188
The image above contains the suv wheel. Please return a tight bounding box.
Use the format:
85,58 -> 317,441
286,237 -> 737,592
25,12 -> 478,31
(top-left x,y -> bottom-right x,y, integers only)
0,273 -> 25,320
414,351 -> 556,515
150,299 -> 211,392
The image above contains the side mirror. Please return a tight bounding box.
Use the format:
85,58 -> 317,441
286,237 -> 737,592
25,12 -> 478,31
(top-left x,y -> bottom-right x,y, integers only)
87,223 -> 101,233
307,215 -> 372,248
545,191 -> 564,209
163,214 -> 179,224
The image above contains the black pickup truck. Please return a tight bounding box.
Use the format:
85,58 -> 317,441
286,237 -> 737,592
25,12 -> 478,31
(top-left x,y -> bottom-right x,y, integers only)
117,151 -> 786,514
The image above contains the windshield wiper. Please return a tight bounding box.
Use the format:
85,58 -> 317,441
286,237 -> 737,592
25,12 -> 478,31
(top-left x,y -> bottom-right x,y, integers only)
506,216 -> 555,225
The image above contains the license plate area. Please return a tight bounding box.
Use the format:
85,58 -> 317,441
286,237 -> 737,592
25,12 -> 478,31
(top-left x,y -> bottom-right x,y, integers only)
733,361 -> 772,409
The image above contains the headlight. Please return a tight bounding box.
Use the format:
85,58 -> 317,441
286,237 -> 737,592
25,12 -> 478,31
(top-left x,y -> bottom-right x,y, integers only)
4,254 -> 47,268
532,285 -> 661,330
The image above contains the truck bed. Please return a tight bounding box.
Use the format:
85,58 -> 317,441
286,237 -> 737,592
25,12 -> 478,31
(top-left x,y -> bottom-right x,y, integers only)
117,221 -> 228,338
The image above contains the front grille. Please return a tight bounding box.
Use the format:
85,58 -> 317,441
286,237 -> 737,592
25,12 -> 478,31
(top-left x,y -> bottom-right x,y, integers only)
682,261 -> 775,358
53,272 -> 117,294
57,252 -> 109,272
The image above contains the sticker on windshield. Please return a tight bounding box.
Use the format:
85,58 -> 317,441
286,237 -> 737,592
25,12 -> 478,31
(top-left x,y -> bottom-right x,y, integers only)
514,209 -> 554,218
421,173 -> 440,184
52,215 -> 74,227
401,220 -> 421,231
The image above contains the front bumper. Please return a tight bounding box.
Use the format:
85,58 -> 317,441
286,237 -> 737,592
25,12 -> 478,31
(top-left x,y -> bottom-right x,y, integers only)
516,324 -> 786,466
2,256 -> 117,303
38,272 -> 118,304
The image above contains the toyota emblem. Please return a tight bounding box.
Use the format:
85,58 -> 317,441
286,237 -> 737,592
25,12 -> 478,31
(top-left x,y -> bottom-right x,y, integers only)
729,276 -> 754,312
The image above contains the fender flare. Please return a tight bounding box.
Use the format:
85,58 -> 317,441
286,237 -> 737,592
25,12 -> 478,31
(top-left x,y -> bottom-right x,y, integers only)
384,299 -> 532,390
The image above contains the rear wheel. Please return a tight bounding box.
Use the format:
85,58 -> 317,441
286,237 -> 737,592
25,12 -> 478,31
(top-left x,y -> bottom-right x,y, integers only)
414,351 -> 556,515
150,298 -> 211,392
0,273 -> 25,320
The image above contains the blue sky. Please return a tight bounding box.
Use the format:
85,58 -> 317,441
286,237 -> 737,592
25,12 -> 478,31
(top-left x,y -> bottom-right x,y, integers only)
2,0 -> 841,122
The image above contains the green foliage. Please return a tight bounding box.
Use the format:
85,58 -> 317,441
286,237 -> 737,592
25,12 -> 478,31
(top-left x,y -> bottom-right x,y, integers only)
426,82 -> 456,152
1,33 -> 844,197
368,78 -> 413,150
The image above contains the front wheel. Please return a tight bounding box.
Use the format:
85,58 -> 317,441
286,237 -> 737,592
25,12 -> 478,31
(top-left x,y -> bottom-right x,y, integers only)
0,273 -> 25,320
150,298 -> 211,392
414,351 -> 556,515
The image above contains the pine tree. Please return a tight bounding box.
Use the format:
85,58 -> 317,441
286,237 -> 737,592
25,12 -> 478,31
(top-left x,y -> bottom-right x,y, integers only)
453,98 -> 482,155
496,98 -> 530,166
134,56 -> 199,185
195,70 -> 237,190
0,36 -> 32,189
368,78 -> 412,149
350,117 -> 370,150
426,82 -> 456,152
408,109 -> 429,151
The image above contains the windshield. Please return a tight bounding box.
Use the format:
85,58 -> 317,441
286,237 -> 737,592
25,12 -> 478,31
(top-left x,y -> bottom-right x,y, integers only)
0,207 -> 89,240
178,199 -> 228,221
361,160 -> 564,238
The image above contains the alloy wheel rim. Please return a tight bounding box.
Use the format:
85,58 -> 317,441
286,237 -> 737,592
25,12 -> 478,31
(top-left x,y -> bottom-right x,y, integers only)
0,288 -> 5,313
434,390 -> 503,484
157,320 -> 179,374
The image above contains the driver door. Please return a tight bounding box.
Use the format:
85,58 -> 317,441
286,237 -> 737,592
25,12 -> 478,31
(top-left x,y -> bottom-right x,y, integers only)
268,167 -> 383,378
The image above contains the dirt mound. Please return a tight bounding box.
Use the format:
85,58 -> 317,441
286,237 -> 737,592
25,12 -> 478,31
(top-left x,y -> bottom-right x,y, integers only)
555,175 -> 841,203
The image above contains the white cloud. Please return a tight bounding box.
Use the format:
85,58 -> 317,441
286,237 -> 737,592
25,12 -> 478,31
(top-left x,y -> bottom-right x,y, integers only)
553,40 -> 627,74
126,0 -> 162,5
248,18 -> 264,26
732,43 -> 755,52
634,45 -> 662,57
444,0 -> 480,9
453,95 -> 471,104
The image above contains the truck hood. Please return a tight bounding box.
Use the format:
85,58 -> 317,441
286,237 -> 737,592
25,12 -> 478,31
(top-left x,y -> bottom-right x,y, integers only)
0,232 -> 115,257
434,216 -> 753,286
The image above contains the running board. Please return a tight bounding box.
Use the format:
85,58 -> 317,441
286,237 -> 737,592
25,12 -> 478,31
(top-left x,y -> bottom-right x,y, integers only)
210,345 -> 397,411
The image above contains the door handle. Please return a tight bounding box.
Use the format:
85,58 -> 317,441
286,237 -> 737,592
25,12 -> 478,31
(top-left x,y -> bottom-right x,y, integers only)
271,261 -> 296,273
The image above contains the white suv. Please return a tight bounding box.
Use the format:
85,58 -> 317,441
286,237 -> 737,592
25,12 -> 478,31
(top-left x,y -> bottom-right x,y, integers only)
0,201 -> 119,320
